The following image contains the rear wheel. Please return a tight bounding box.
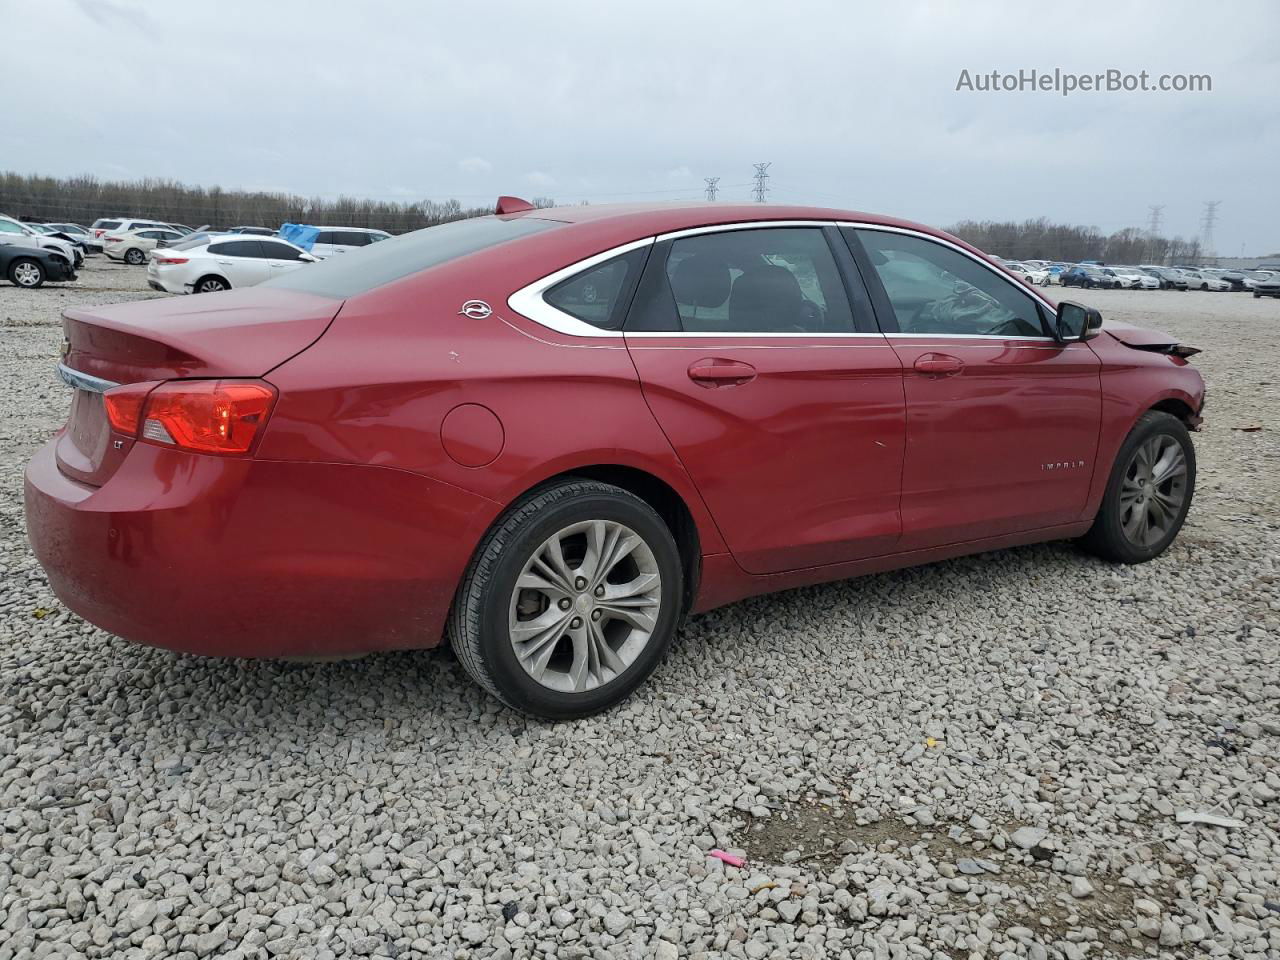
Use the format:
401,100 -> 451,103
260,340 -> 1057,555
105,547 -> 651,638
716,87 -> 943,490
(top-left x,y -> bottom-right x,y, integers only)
124,247 -> 146,265
8,259 -> 45,288
448,479 -> 683,719
194,275 -> 229,293
1079,411 -> 1195,563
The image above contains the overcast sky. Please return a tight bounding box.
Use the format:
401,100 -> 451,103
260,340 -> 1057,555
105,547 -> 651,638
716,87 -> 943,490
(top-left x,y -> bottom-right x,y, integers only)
9,0 -> 1279,253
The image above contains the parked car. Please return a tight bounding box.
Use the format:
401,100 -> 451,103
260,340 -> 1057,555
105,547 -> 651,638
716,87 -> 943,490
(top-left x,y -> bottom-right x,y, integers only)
90,217 -> 164,240
1112,267 -> 1160,290
308,227 -> 392,259
1,243 -> 77,287
1179,269 -> 1230,291
38,222 -> 100,254
1253,273 -> 1280,298
1061,265 -> 1120,289
0,215 -> 82,268
1138,266 -> 1188,290
146,235 -> 316,293
1004,262 -> 1051,286
103,227 -> 187,265
1218,269 -> 1269,291
25,200 -> 1206,718
27,223 -> 91,259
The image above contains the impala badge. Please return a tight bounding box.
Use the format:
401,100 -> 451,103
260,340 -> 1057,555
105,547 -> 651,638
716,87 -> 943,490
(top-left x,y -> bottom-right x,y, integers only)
459,300 -> 492,319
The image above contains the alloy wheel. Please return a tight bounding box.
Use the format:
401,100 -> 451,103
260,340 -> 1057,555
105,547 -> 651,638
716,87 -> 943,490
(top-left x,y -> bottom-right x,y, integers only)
13,262 -> 41,287
1118,435 -> 1188,547
508,519 -> 662,693
198,279 -> 226,292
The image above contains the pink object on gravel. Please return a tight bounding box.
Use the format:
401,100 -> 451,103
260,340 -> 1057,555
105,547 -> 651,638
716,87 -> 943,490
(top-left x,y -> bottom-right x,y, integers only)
708,849 -> 746,868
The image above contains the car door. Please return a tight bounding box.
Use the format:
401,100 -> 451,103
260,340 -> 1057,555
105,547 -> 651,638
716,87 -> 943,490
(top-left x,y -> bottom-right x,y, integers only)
848,227 -> 1101,551
205,239 -> 271,287
621,225 -> 907,574
259,239 -> 308,278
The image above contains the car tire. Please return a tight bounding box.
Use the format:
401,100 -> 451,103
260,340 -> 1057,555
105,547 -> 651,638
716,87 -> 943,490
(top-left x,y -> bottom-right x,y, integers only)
194,276 -> 229,293
1254,291 -> 1262,299
1078,411 -> 1196,564
8,258 -> 45,288
124,248 -> 146,265
448,478 -> 684,719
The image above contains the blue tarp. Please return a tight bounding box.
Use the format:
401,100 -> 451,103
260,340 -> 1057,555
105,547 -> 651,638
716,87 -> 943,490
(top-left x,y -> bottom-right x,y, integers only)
278,223 -> 321,251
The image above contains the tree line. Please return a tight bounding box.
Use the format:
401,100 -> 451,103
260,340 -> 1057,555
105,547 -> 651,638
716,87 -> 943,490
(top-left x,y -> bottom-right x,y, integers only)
2,171 -> 1208,264
947,217 -> 1203,265
0,171 -> 556,233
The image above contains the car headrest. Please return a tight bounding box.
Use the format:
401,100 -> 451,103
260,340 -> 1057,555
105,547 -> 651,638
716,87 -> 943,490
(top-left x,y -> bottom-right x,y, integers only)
670,253 -> 731,308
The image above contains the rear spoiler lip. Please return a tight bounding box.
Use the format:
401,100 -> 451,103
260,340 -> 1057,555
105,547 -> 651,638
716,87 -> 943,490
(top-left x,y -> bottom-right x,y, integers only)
57,362 -> 119,394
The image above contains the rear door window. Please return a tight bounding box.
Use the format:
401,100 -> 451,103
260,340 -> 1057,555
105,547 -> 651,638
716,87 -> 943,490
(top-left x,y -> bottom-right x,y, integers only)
260,241 -> 304,261
208,240 -> 265,258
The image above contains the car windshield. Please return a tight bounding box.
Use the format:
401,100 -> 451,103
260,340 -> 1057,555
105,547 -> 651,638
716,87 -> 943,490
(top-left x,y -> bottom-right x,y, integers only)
263,215 -> 562,299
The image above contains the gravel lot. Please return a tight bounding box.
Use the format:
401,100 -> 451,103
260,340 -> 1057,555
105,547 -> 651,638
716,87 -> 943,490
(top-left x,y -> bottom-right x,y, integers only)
1,259 -> 1278,960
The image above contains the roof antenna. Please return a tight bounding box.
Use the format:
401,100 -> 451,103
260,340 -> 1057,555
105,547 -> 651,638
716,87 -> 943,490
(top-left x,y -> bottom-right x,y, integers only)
495,196 -> 536,215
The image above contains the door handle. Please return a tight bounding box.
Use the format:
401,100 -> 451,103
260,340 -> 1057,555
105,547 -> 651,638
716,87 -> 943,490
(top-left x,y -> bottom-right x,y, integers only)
913,353 -> 964,376
216,260 -> 232,265
688,358 -> 757,386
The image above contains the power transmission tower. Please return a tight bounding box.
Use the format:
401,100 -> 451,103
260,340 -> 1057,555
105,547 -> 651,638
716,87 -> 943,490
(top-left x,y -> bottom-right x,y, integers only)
1146,204 -> 1164,238
1200,201 -> 1220,259
751,163 -> 771,203
1145,205 -> 1165,262
704,177 -> 720,202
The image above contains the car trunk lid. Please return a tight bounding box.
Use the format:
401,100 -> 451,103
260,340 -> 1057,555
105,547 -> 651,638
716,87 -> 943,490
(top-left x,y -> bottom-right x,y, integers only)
55,289 -> 342,486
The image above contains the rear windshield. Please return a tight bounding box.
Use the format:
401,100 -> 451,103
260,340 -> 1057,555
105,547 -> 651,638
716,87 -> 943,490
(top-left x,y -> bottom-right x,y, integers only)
94,219 -> 121,230
263,215 -> 561,299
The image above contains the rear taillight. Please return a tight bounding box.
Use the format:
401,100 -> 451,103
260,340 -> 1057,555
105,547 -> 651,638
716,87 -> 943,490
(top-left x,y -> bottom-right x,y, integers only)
105,380 -> 277,455
103,381 -> 161,434
152,256 -> 188,265
105,236 -> 122,243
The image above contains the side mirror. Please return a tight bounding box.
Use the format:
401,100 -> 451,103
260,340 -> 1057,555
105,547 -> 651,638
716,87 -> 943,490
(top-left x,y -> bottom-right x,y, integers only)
1055,301 -> 1103,342
300,253 -> 317,262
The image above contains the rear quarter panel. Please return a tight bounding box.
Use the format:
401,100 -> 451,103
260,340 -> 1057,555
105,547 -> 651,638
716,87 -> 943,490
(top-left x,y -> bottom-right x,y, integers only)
256,247 -> 728,559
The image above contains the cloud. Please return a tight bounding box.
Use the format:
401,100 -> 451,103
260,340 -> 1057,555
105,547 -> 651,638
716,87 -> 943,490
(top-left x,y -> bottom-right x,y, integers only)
458,157 -> 493,175
524,171 -> 556,188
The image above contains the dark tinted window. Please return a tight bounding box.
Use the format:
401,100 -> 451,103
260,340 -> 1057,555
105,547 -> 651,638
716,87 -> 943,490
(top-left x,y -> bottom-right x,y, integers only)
854,229 -> 1044,337
649,228 -> 855,334
265,215 -> 561,299
544,249 -> 647,330
314,231 -> 339,244
260,241 -> 304,261
338,231 -> 372,246
94,220 -> 121,230
207,240 -> 264,258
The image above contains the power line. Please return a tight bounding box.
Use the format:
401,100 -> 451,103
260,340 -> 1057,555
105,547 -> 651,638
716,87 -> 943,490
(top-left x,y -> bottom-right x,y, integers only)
751,163 -> 771,203
703,177 -> 719,202
1200,201 -> 1220,257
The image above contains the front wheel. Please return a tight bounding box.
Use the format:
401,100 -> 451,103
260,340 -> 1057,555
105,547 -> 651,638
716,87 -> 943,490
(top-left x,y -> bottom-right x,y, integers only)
1079,411 -> 1195,563
8,258 -> 45,288
448,479 -> 684,719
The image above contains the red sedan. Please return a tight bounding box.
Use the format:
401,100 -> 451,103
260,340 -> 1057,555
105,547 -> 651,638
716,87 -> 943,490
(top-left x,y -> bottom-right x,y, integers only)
25,199 -> 1205,718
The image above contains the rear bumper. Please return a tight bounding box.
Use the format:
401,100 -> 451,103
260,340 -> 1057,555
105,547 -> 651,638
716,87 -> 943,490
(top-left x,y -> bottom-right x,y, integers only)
24,440 -> 495,658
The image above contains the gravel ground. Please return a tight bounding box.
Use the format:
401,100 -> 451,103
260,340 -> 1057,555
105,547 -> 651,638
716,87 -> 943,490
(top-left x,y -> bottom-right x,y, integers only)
1,260 -> 1278,960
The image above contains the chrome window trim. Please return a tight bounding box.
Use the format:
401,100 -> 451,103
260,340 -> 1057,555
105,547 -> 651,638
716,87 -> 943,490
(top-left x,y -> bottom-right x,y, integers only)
506,219 -> 1063,341
57,362 -> 119,394
506,237 -> 654,338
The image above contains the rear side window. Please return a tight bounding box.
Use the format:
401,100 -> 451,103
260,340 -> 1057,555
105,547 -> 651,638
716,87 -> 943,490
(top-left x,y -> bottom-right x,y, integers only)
207,240 -> 263,258
93,219 -> 121,230
543,249 -> 648,330
314,231 -> 339,244
338,231 -> 371,246
264,216 -> 562,299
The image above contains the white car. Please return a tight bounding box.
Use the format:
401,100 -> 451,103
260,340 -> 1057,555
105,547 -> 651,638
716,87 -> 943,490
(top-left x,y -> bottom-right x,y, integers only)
147,235 -> 316,294
1111,267 -> 1160,290
1003,261 -> 1051,286
103,227 -> 187,264
1178,269 -> 1230,291
0,215 -> 82,268
308,227 -> 391,259
90,217 -> 166,241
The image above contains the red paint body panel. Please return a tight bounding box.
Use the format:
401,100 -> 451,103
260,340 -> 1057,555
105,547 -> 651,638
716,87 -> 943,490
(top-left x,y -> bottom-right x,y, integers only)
25,440 -> 491,656
625,334 -> 906,572
23,202 -> 1207,659
886,336 -> 1102,549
